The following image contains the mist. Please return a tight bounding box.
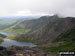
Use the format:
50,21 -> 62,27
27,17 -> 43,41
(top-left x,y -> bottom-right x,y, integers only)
0,0 -> 75,17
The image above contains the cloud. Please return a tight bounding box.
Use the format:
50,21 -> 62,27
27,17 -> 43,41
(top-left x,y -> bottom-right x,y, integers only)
14,10 -> 52,16
0,0 -> 75,17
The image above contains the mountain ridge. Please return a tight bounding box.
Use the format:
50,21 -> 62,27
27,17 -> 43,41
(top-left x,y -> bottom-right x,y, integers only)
6,15 -> 75,46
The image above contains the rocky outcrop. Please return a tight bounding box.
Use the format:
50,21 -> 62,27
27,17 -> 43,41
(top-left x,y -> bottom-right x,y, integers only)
0,46 -> 55,56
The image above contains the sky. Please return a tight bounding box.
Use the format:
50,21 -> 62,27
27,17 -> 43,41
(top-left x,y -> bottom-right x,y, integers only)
0,0 -> 75,17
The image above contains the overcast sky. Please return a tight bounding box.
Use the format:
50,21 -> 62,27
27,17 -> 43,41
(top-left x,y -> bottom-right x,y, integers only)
0,0 -> 75,17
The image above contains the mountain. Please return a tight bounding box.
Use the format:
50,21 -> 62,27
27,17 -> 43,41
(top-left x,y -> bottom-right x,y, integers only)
0,16 -> 40,32
2,15 -> 57,33
0,20 -> 16,30
0,16 -> 21,30
2,15 -> 75,45
8,16 -> 75,45
25,17 -> 75,44
0,16 -> 40,21
12,15 -> 57,32
3,15 -> 75,54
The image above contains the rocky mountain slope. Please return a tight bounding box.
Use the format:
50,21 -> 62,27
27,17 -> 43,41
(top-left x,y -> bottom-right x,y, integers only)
16,17 -> 75,44
8,15 -> 75,45
1,15 -> 75,55
24,17 -> 74,44
2,15 -> 58,34
0,46 -> 55,56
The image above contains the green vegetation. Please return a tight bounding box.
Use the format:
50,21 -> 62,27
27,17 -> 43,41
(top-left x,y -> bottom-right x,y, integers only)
0,34 -> 6,43
0,20 -> 15,25
1,28 -> 31,34
0,20 -> 31,34
0,16 -> 54,34
0,20 -> 16,30
39,43 -> 75,53
0,34 -> 6,38
56,29 -> 75,42
71,18 -> 75,22
10,46 -> 24,51
14,37 -> 29,42
7,35 -> 29,42
14,46 -> 24,51
39,29 -> 75,53
7,36 -> 15,40
0,16 -> 74,55
0,39 -> 3,43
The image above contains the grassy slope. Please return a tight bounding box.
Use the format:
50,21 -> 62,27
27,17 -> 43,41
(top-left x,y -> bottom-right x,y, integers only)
1,16 -> 55,34
56,29 -> 75,42
4,16 -> 75,54
0,20 -> 15,24
39,43 -> 75,53
6,17 -> 75,43
0,34 -> 6,38
7,35 -> 29,42
0,20 -> 31,34
0,34 -> 6,43
15,17 -> 74,44
39,29 -> 75,53
0,20 -> 16,30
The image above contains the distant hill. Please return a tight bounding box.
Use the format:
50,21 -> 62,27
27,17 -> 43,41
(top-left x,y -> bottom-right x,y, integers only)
0,16 -> 40,32
0,16 -> 21,30
0,20 -> 16,30
1,15 -> 57,33
0,16 -> 40,21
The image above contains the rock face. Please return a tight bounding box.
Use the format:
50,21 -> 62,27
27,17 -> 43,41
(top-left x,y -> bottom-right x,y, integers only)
25,17 -> 75,44
12,16 -> 75,45
0,46 -> 55,56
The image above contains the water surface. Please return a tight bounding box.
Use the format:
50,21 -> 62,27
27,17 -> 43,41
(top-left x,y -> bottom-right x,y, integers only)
0,32 -> 37,47
0,32 -> 15,36
1,39 -> 37,47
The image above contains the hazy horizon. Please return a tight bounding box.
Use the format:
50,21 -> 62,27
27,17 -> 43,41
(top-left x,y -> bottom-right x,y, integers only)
0,0 -> 75,17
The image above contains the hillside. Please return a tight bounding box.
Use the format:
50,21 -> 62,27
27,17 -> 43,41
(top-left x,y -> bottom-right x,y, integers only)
0,16 -> 40,33
0,20 -> 25,33
2,15 -> 58,34
39,29 -> 75,53
7,16 -> 75,45
22,17 -> 75,44
0,20 -> 16,30
5,16 -> 75,54
0,17 -> 23,30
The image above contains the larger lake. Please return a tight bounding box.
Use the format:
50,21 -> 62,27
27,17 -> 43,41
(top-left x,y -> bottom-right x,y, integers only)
0,32 -> 37,47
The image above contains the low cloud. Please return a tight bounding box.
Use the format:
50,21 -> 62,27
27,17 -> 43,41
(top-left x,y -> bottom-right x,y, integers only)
0,0 -> 75,17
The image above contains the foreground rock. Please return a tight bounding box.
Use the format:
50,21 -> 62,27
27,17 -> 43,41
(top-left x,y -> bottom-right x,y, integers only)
0,46 -> 55,56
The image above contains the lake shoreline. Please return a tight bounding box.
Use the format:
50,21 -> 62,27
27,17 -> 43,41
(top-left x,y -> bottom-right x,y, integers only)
0,38 -> 37,48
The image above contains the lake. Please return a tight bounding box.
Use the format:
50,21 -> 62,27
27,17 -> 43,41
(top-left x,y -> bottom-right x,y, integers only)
0,32 -> 37,47
0,32 -> 16,36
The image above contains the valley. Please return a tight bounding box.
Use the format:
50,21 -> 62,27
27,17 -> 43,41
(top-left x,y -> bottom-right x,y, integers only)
0,0 -> 75,56
0,15 -> 74,56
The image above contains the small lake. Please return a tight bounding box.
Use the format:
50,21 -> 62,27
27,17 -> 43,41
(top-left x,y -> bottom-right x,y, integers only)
0,32 -> 37,47
1,39 -> 37,47
0,32 -> 15,36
